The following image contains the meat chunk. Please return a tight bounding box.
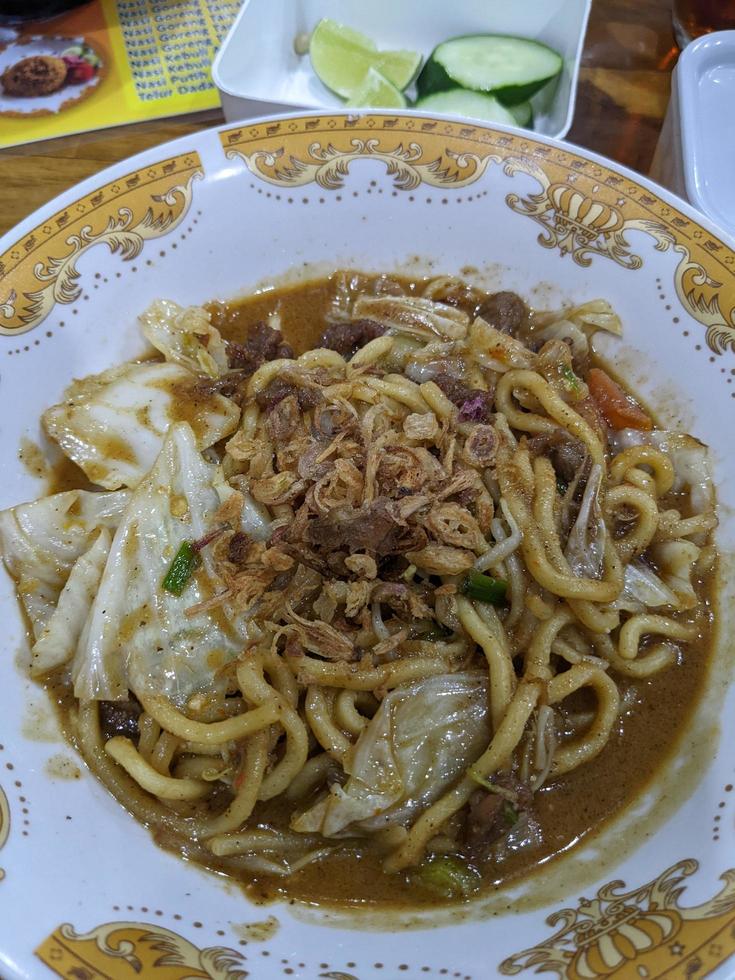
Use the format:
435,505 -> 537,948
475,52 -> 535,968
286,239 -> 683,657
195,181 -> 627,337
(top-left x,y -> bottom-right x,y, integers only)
476,291 -> 529,337
193,369 -> 250,401
265,393 -> 300,443
302,498 -> 427,558
319,319 -> 387,359
433,372 -> 495,423
464,775 -> 533,853
256,377 -> 321,412
527,429 -> 589,485
99,699 -> 142,740
228,531 -> 251,565
225,322 -> 293,373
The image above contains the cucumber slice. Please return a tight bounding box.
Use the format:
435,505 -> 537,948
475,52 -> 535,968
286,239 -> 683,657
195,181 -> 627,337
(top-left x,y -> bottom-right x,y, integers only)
509,99 -> 533,128
416,34 -> 562,105
414,90 -> 519,127
309,18 -> 421,98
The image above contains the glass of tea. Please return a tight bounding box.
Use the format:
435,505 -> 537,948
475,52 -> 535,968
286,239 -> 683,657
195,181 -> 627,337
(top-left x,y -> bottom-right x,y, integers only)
0,0 -> 91,26
673,0 -> 735,48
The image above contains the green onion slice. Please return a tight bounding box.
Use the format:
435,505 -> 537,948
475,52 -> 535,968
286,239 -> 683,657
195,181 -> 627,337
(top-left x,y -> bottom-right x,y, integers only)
162,541 -> 201,596
467,767 -> 518,803
413,855 -> 481,899
462,569 -> 508,605
503,801 -> 519,826
560,363 -> 581,391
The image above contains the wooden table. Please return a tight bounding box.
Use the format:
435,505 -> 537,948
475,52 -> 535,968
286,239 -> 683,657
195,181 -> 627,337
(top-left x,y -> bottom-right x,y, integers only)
0,0 -> 678,239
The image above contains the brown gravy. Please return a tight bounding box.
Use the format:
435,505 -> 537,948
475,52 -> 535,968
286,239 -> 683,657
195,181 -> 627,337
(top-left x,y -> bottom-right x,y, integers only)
205,274 -> 716,907
42,273 -> 716,910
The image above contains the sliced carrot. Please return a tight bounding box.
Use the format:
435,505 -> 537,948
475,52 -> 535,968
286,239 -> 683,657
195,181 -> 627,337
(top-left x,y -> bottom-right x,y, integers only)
587,368 -> 653,431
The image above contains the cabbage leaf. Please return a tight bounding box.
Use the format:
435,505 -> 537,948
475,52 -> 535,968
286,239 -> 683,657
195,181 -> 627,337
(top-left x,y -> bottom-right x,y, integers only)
352,295 -> 469,340
0,488 -> 130,638
72,422 -> 249,703
31,528 -> 111,676
611,560 -> 679,613
139,299 -> 228,378
43,361 -> 239,490
609,429 -> 714,516
564,465 -> 606,579
292,672 -> 490,837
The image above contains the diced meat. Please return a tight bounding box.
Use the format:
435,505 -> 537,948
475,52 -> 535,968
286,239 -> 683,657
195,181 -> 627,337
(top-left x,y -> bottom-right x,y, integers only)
193,369 -> 250,400
464,775 -> 533,853
528,429 -> 589,485
371,581 -> 433,619
225,321 -> 293,373
319,319 -> 387,359
228,531 -> 251,565
575,394 -> 609,446
465,790 -> 504,848
265,393 -> 300,443
433,372 -> 495,423
302,498 -> 427,557
476,291 -> 529,337
99,699 -> 142,740
256,377 -> 321,412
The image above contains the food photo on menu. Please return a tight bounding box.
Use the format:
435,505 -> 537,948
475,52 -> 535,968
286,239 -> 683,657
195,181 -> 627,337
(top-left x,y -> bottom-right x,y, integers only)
0,2 -> 735,979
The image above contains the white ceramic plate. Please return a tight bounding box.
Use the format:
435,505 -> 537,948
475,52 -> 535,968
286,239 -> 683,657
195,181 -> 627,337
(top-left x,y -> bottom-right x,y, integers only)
1,110 -> 735,980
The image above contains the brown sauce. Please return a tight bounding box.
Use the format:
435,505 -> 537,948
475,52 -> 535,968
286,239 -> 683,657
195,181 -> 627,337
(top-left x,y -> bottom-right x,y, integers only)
39,272 -> 716,911
204,274 -> 716,906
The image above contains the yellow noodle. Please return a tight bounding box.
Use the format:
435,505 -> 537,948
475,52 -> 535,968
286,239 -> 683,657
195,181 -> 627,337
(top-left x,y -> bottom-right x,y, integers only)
150,731 -> 180,776
569,600 -> 620,634
348,335 -> 395,370
237,652 -> 309,800
203,729 -> 269,837
334,689 -> 369,736
457,597 -> 515,730
592,633 -> 677,677
618,614 -> 696,661
138,693 -> 279,745
137,712 -> 161,761
495,370 -> 605,466
605,483 -> 660,561
547,665 -> 620,775
105,737 -> 210,801
288,654 -> 452,690
418,380 -> 456,419
524,608 -> 576,681
283,752 -> 336,801
305,687 -> 352,761
610,446 -> 675,496
173,755 -> 230,780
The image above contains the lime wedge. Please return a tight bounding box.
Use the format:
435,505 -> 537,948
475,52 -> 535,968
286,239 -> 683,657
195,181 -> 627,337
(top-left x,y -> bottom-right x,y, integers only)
346,67 -> 407,109
375,49 -> 422,90
309,18 -> 420,99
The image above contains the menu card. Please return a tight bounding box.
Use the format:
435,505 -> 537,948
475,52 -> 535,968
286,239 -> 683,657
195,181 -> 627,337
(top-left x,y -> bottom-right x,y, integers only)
0,0 -> 240,149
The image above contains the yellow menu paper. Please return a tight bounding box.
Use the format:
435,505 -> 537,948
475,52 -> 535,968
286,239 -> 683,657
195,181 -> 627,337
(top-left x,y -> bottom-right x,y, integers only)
0,0 -> 240,149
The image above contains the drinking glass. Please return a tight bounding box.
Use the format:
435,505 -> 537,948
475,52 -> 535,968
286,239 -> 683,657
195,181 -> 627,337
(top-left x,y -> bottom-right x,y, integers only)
673,0 -> 735,48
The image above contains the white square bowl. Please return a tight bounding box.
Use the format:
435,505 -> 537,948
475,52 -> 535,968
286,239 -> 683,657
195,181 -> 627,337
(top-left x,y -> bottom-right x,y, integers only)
651,30 -> 735,240
213,0 -> 592,139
